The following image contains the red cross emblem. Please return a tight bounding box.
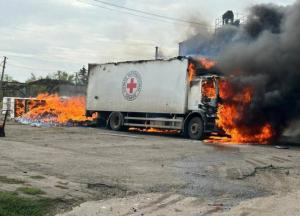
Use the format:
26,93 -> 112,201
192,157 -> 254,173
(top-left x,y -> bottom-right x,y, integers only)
122,71 -> 142,101
127,78 -> 137,94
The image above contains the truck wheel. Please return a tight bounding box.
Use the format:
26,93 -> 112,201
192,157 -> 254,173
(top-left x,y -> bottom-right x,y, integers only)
187,117 -> 204,140
109,112 -> 124,131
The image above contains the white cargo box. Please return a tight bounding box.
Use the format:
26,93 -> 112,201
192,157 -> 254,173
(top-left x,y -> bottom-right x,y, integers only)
87,58 -> 189,114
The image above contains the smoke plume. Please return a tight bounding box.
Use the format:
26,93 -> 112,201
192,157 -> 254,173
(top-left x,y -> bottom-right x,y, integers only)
216,1 -> 300,139
182,1 -> 300,140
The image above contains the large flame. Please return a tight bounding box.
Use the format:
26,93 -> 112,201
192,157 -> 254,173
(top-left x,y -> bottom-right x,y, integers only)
208,80 -> 274,144
188,58 -> 216,82
15,99 -> 26,117
199,58 -> 216,70
18,93 -> 94,125
202,79 -> 217,98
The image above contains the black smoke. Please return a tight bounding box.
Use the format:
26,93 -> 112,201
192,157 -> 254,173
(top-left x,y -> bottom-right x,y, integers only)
216,1 -> 300,138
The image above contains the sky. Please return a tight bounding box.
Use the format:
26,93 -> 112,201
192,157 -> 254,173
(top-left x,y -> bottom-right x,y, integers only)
0,0 -> 295,82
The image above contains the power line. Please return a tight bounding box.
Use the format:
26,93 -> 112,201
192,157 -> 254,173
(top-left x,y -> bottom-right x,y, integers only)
0,24 -> 160,48
0,50 -> 88,66
78,0 -> 212,29
77,0 -> 182,26
91,0 -> 209,27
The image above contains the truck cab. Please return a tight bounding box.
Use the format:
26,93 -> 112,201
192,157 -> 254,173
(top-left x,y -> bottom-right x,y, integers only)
186,75 -> 220,139
183,57 -> 222,140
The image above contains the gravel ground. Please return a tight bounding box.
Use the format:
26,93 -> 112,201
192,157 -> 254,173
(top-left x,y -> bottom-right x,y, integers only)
0,121 -> 300,215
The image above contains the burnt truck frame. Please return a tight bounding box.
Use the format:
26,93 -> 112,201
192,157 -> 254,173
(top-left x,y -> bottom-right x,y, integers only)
86,57 -> 220,140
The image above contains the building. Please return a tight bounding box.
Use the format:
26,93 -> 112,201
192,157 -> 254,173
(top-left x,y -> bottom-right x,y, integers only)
179,11 -> 247,57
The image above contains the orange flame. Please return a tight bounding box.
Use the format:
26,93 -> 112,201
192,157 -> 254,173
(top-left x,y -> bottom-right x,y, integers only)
188,58 -> 216,83
208,80 -> 274,144
202,79 -> 216,98
199,58 -> 216,70
21,93 -> 95,125
15,99 -> 26,117
188,63 -> 196,82
128,127 -> 179,134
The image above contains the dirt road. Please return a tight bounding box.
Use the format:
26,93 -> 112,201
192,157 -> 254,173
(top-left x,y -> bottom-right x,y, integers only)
0,122 -> 300,215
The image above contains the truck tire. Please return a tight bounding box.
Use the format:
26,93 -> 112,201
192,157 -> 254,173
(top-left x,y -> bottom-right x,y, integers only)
109,112 -> 124,131
187,117 -> 204,140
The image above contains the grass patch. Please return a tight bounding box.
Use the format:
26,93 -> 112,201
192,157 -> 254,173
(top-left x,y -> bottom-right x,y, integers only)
30,176 -> 45,180
0,176 -> 24,184
0,191 -> 58,216
17,187 -> 45,196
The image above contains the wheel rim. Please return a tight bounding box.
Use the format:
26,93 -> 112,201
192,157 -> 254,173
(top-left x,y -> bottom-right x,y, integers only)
191,123 -> 200,135
112,116 -> 120,128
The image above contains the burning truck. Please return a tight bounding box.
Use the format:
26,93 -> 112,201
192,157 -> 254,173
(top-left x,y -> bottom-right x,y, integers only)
8,56 -> 273,144
86,57 -> 222,140
7,1 -> 298,145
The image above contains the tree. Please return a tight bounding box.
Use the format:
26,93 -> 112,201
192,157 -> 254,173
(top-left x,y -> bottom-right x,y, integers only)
26,73 -> 37,83
3,74 -> 13,82
77,66 -> 88,85
25,71 -> 76,84
53,71 -> 74,83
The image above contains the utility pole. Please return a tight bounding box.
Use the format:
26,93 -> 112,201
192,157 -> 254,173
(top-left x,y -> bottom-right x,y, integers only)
0,56 -> 7,102
155,46 -> 159,60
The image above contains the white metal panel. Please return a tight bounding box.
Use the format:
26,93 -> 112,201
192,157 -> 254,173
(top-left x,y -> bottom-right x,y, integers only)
86,58 -> 188,114
2,97 -> 16,118
188,80 -> 201,111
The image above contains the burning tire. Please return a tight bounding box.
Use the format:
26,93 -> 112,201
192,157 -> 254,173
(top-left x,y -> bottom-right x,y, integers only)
187,117 -> 204,140
109,112 -> 124,131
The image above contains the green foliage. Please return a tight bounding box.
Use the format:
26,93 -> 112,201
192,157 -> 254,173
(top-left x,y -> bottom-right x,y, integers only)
17,187 -> 45,195
0,191 -> 57,216
76,66 -> 88,85
3,74 -> 13,82
25,66 -> 88,86
25,73 -> 37,83
53,71 -> 74,83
